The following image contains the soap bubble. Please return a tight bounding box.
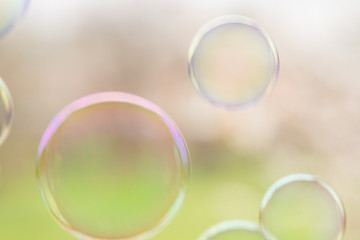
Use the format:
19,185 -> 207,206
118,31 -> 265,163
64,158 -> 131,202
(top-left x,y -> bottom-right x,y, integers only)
260,174 -> 346,240
0,77 -> 14,146
198,220 -> 266,240
0,0 -> 29,38
36,92 -> 190,240
188,15 -> 279,109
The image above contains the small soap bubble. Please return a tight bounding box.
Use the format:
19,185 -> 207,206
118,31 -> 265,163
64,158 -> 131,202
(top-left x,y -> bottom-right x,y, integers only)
188,15 -> 279,109
0,0 -> 29,38
260,174 -> 346,240
36,92 -> 190,240
0,77 -> 13,146
198,220 -> 266,240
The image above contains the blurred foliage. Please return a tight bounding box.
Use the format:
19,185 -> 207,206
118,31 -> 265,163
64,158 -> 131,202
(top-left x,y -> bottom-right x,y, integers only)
0,141 -> 270,240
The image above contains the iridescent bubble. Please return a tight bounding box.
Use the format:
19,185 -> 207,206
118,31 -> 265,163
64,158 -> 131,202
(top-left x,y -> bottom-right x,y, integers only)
0,0 -> 29,38
198,220 -> 266,240
36,92 -> 190,240
260,174 -> 346,240
0,77 -> 13,146
188,15 -> 279,109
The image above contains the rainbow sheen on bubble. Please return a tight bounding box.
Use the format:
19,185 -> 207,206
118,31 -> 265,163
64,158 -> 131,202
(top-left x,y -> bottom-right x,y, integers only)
0,77 -> 13,146
0,0 -> 29,38
260,174 -> 346,240
36,92 -> 190,240
188,15 -> 279,109
198,220 -> 266,240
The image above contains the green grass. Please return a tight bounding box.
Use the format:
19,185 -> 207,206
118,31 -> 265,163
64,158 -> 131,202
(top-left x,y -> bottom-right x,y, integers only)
0,146 -> 346,240
0,148 -> 269,240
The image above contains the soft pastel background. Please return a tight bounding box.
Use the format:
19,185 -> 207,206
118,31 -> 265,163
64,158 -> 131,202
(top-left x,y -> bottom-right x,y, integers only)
0,0 -> 360,239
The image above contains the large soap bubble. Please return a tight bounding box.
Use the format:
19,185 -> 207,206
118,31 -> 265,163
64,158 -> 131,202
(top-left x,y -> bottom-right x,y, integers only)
36,92 -> 190,240
260,174 -> 346,240
189,15 -> 279,109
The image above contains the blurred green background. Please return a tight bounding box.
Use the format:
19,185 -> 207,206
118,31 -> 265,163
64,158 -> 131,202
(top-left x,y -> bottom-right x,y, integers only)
1,0 -> 360,239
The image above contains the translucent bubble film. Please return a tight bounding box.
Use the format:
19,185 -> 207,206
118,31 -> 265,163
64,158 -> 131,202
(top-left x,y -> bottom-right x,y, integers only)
198,220 -> 266,240
0,0 -> 29,38
0,77 -> 13,146
36,92 -> 190,240
0,1 -> 358,240
188,15 -> 279,109
260,174 -> 346,240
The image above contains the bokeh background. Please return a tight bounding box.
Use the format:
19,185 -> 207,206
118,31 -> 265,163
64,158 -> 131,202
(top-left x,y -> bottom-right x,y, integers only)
0,0 -> 360,239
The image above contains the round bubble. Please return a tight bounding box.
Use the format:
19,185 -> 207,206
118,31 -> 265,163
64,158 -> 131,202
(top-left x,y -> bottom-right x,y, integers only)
260,174 -> 346,240
36,92 -> 191,240
0,77 -> 14,146
188,15 -> 279,109
198,220 -> 267,240
0,0 -> 29,38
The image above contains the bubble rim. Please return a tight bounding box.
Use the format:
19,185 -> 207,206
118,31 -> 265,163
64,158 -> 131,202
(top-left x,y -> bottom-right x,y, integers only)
36,91 -> 191,240
0,77 -> 14,146
198,219 -> 266,240
188,15 -> 279,110
0,0 -> 30,39
259,173 -> 346,240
